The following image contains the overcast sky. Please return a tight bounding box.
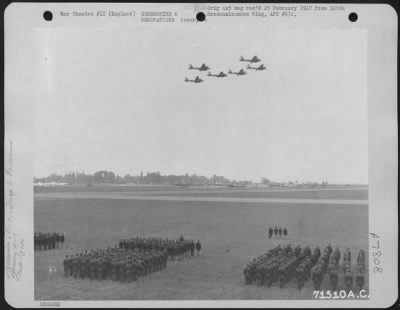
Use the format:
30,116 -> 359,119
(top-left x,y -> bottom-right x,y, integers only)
33,25 -> 368,183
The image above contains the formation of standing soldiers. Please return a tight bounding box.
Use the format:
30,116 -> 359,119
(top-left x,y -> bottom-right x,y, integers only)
268,227 -> 288,239
35,232 -> 65,251
63,246 -> 168,282
63,236 -> 203,283
245,244 -> 366,291
118,237 -> 202,260
244,244 -> 314,287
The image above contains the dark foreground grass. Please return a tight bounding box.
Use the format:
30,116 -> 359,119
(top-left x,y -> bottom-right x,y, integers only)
34,198 -> 368,300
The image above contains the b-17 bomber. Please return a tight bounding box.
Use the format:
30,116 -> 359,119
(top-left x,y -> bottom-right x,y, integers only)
228,69 -> 247,76
240,56 -> 261,63
207,71 -> 228,78
188,64 -> 210,71
184,76 -> 204,83
247,64 -> 266,71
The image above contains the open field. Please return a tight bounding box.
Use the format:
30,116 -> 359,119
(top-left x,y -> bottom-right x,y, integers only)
35,187 -> 368,300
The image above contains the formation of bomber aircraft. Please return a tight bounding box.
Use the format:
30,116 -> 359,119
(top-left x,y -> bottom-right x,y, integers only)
185,55 -> 266,83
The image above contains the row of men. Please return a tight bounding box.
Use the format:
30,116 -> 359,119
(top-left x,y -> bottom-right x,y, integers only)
34,232 -> 65,251
63,246 -> 168,282
326,247 -> 341,290
295,247 -> 321,289
313,247 -> 366,291
268,227 -> 288,239
244,244 -> 366,291
118,237 -> 202,260
311,245 -> 334,290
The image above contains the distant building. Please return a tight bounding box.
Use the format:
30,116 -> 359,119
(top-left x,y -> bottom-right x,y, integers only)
93,170 -> 116,183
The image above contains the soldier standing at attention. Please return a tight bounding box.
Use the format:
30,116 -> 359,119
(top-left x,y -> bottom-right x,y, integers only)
80,255 -> 86,279
102,258 -> 109,280
274,226 -> 278,237
126,260 -> 132,283
268,227 -> 273,239
63,256 -> 69,277
48,233 -> 52,249
69,255 -> 74,277
55,233 -> 60,248
61,232 -> 65,247
278,227 -> 282,239
195,240 -> 202,256
90,258 -> 97,280
131,263 -> 137,282
97,257 -> 104,280
51,233 -> 55,249
283,227 -> 288,238
190,240 -> 195,257
118,260 -> 125,282
42,234 -> 47,250
72,255 -> 79,278
84,256 -> 90,279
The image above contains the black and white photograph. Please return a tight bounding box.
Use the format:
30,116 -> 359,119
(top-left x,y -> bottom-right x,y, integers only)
4,2 -> 398,307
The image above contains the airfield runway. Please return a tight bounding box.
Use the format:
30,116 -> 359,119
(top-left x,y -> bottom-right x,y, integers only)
34,186 -> 368,300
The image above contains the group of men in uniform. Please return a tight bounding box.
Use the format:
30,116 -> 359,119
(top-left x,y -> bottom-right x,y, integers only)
118,237 -> 202,260
245,244 -> 366,291
244,244 -> 315,287
63,236 -> 203,283
268,227 -> 288,239
295,246 -> 320,289
63,246 -> 168,282
34,232 -> 65,251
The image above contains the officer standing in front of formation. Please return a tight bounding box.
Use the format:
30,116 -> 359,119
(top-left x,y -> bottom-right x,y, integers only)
195,240 -> 202,256
61,232 -> 65,247
268,227 -> 273,239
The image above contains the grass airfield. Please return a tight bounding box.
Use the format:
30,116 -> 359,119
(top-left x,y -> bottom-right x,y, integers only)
34,185 -> 368,300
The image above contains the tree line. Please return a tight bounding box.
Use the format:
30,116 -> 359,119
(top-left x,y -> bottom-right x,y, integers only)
33,171 -> 250,186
